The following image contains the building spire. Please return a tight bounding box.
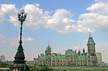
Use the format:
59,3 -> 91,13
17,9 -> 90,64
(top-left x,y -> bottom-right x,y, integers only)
48,40 -> 50,46
89,31 -> 92,37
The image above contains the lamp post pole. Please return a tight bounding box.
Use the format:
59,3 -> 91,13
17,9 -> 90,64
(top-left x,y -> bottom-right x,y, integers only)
18,9 -> 27,45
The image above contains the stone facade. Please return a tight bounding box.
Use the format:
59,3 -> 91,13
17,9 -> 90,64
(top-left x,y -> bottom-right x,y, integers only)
36,35 -> 98,66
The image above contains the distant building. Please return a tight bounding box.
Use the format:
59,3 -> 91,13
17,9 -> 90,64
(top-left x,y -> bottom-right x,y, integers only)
36,35 -> 99,66
96,52 -> 102,65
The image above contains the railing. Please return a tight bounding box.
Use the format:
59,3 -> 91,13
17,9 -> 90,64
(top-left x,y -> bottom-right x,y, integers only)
0,68 -> 9,71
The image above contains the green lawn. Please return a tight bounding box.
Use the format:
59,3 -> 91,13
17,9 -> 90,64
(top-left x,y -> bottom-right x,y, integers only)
58,69 -> 108,71
51,67 -> 108,71
29,65 -> 108,71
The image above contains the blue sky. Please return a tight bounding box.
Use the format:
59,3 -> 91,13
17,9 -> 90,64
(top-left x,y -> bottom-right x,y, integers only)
0,0 -> 108,63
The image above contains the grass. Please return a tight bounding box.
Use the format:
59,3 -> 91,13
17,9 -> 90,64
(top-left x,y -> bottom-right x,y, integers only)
58,69 -> 108,71
51,66 -> 108,71
11,65 -> 108,71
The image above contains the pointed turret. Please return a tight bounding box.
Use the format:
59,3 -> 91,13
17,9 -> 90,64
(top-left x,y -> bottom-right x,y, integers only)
78,50 -> 81,55
45,41 -> 51,66
83,48 -> 85,53
45,42 -> 51,55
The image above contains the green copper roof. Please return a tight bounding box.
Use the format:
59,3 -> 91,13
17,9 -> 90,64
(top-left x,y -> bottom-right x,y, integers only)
87,36 -> 95,45
65,49 -> 76,56
39,55 -> 47,60
46,44 -> 51,52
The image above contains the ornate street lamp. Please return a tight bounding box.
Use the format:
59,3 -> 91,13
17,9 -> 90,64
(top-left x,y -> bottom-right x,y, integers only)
10,9 -> 29,71
14,9 -> 27,64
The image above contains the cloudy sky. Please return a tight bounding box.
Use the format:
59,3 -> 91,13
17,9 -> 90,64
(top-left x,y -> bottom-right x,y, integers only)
0,0 -> 108,63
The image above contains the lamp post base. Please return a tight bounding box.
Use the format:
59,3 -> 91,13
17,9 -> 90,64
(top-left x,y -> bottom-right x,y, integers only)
10,64 -> 29,71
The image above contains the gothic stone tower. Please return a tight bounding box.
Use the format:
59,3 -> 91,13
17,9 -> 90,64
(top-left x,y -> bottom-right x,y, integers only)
87,34 -> 97,65
45,44 -> 51,66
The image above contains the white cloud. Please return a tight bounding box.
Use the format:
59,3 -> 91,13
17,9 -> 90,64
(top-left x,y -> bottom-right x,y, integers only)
0,4 -> 16,14
46,9 -> 75,32
0,4 -> 76,33
24,37 -> 33,42
0,4 -> 17,23
0,1 -> 108,33
24,4 -> 48,27
87,2 -> 108,15
95,0 -> 108,3
77,1 -> 108,32
78,13 -> 106,31
8,4 -> 48,27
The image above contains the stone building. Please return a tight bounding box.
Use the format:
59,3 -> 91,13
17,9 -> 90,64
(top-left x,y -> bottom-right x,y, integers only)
96,52 -> 102,65
36,35 -> 98,66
